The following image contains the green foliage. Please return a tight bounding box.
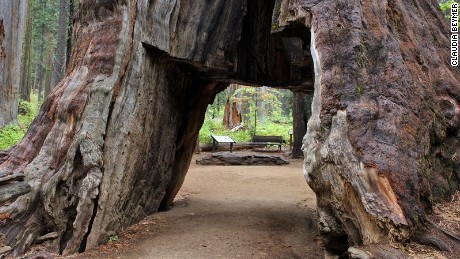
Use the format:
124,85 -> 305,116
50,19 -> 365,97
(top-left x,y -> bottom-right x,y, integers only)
198,87 -> 292,144
108,235 -> 119,243
26,0 -> 61,87
439,1 -> 458,18
206,91 -> 227,119
199,115 -> 251,143
232,86 -> 284,133
271,0 -> 282,31
198,115 -> 292,144
357,83 -> 363,95
0,95 -> 40,150
0,125 -> 25,150
31,0 -> 60,47
253,122 -> 292,141
18,99 -> 39,126
18,99 -> 33,115
233,87 -> 282,113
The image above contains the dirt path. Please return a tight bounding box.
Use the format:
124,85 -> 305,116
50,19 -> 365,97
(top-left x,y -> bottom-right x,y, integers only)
64,154 -> 322,259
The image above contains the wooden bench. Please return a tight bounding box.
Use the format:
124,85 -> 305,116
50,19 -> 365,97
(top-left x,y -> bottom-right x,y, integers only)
211,135 -> 236,153
251,135 -> 283,151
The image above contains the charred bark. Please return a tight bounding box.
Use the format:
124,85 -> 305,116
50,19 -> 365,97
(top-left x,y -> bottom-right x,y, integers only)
0,0 -> 458,257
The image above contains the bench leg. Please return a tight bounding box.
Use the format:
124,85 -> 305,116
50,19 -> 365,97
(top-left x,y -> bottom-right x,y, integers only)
230,143 -> 233,153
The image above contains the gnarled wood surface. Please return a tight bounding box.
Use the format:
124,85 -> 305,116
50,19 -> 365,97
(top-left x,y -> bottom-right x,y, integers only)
0,0 -> 458,257
284,0 -> 460,254
196,152 -> 290,166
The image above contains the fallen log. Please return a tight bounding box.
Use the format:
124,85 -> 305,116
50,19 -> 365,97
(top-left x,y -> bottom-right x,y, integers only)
199,142 -> 260,152
196,152 -> 289,166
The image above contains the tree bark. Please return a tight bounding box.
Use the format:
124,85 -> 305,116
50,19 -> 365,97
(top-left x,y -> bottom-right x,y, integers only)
66,0 -> 75,67
257,86 -> 267,125
51,0 -> 70,90
0,0 -> 458,257
223,84 -> 242,129
196,152 -> 289,166
281,0 -> 460,254
278,90 -> 292,117
0,0 -> 27,127
43,33 -> 54,98
292,92 -> 312,158
19,0 -> 32,102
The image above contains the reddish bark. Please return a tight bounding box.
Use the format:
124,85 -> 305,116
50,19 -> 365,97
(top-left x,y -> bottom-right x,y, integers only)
0,0 -> 458,258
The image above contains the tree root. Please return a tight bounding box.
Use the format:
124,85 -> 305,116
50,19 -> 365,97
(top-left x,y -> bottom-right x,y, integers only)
427,219 -> 460,243
413,234 -> 451,252
19,251 -> 54,259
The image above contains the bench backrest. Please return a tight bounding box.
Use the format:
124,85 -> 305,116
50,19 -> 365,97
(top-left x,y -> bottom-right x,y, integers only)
252,135 -> 283,143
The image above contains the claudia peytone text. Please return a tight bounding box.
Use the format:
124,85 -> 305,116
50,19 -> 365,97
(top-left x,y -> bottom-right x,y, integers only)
452,2 -> 458,66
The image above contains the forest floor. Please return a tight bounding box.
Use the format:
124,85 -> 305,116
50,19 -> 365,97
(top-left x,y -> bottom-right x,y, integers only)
25,150 -> 458,259
61,151 -> 323,259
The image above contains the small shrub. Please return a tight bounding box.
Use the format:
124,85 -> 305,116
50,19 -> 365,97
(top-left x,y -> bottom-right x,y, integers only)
108,235 -> 119,243
0,94 -> 40,150
0,125 -> 24,150
199,87 -> 293,145
440,1 -> 459,19
198,117 -> 292,144
18,99 -> 33,115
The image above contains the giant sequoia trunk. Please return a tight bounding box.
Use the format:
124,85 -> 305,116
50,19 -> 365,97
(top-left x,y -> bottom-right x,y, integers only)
292,0 -> 460,255
0,0 -> 27,127
0,0 -> 458,257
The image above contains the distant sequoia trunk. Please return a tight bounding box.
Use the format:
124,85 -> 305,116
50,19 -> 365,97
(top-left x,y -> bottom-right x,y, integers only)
292,92 -> 312,158
0,0 -> 458,257
50,0 -> 70,91
223,84 -> 243,129
0,0 -> 27,127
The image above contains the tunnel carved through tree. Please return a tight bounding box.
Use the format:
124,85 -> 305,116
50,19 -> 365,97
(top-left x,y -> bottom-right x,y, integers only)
0,0 -> 459,257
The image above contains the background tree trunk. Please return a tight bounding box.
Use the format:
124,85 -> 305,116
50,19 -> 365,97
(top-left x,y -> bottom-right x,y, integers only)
34,19 -> 45,103
51,0 -> 70,90
292,92 -> 312,158
223,84 -> 242,129
0,0 -> 27,127
20,0 -> 33,102
66,0 -> 75,67
44,34 -> 54,98
0,0 -> 458,257
257,86 -> 267,125
278,90 -> 292,117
